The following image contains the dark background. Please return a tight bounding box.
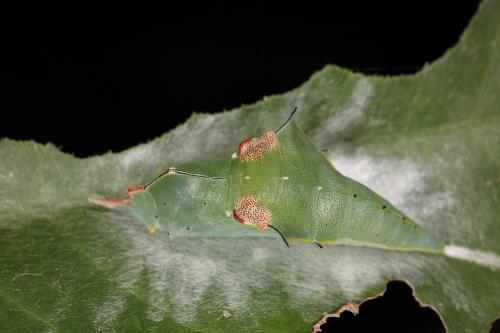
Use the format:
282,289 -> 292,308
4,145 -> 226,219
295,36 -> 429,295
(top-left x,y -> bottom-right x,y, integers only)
1,2 -> 480,157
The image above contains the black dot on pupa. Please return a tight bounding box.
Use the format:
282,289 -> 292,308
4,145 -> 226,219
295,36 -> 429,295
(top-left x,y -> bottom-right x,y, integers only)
163,202 -> 166,206
353,194 -> 357,198
402,217 -> 406,221
382,205 -> 387,209
155,215 -> 158,219
187,227 -> 191,231
203,202 -> 207,206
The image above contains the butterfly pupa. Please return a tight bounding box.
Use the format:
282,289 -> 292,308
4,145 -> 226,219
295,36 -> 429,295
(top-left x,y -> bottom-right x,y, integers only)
90,108 -> 444,254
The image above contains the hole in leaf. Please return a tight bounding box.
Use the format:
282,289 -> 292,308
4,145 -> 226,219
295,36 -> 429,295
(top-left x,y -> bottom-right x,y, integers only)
314,280 -> 445,333
490,319 -> 500,333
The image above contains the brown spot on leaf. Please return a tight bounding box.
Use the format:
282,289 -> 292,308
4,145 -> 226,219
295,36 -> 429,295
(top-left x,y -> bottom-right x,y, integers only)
313,303 -> 360,330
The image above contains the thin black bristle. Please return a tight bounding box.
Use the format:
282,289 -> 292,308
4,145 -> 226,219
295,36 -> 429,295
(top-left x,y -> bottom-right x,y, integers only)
268,224 -> 290,248
275,107 -> 298,134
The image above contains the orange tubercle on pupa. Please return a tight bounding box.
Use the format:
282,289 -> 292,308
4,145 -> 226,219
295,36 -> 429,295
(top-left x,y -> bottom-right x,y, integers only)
239,131 -> 277,162
233,210 -> 246,224
233,196 -> 271,230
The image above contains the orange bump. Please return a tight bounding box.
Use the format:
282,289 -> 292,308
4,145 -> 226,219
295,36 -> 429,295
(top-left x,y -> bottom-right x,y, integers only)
147,226 -> 157,234
239,131 -> 277,162
89,184 -> 145,208
233,196 -> 271,230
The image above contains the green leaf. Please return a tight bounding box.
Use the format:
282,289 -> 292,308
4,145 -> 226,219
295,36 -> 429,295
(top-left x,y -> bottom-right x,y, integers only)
1,0 -> 500,331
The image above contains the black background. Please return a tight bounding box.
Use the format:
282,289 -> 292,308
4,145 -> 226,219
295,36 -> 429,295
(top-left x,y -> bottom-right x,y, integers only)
1,2 -> 480,157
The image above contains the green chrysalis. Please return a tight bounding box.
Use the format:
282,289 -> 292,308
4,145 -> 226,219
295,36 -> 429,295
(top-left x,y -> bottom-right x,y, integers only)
91,109 -> 444,253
